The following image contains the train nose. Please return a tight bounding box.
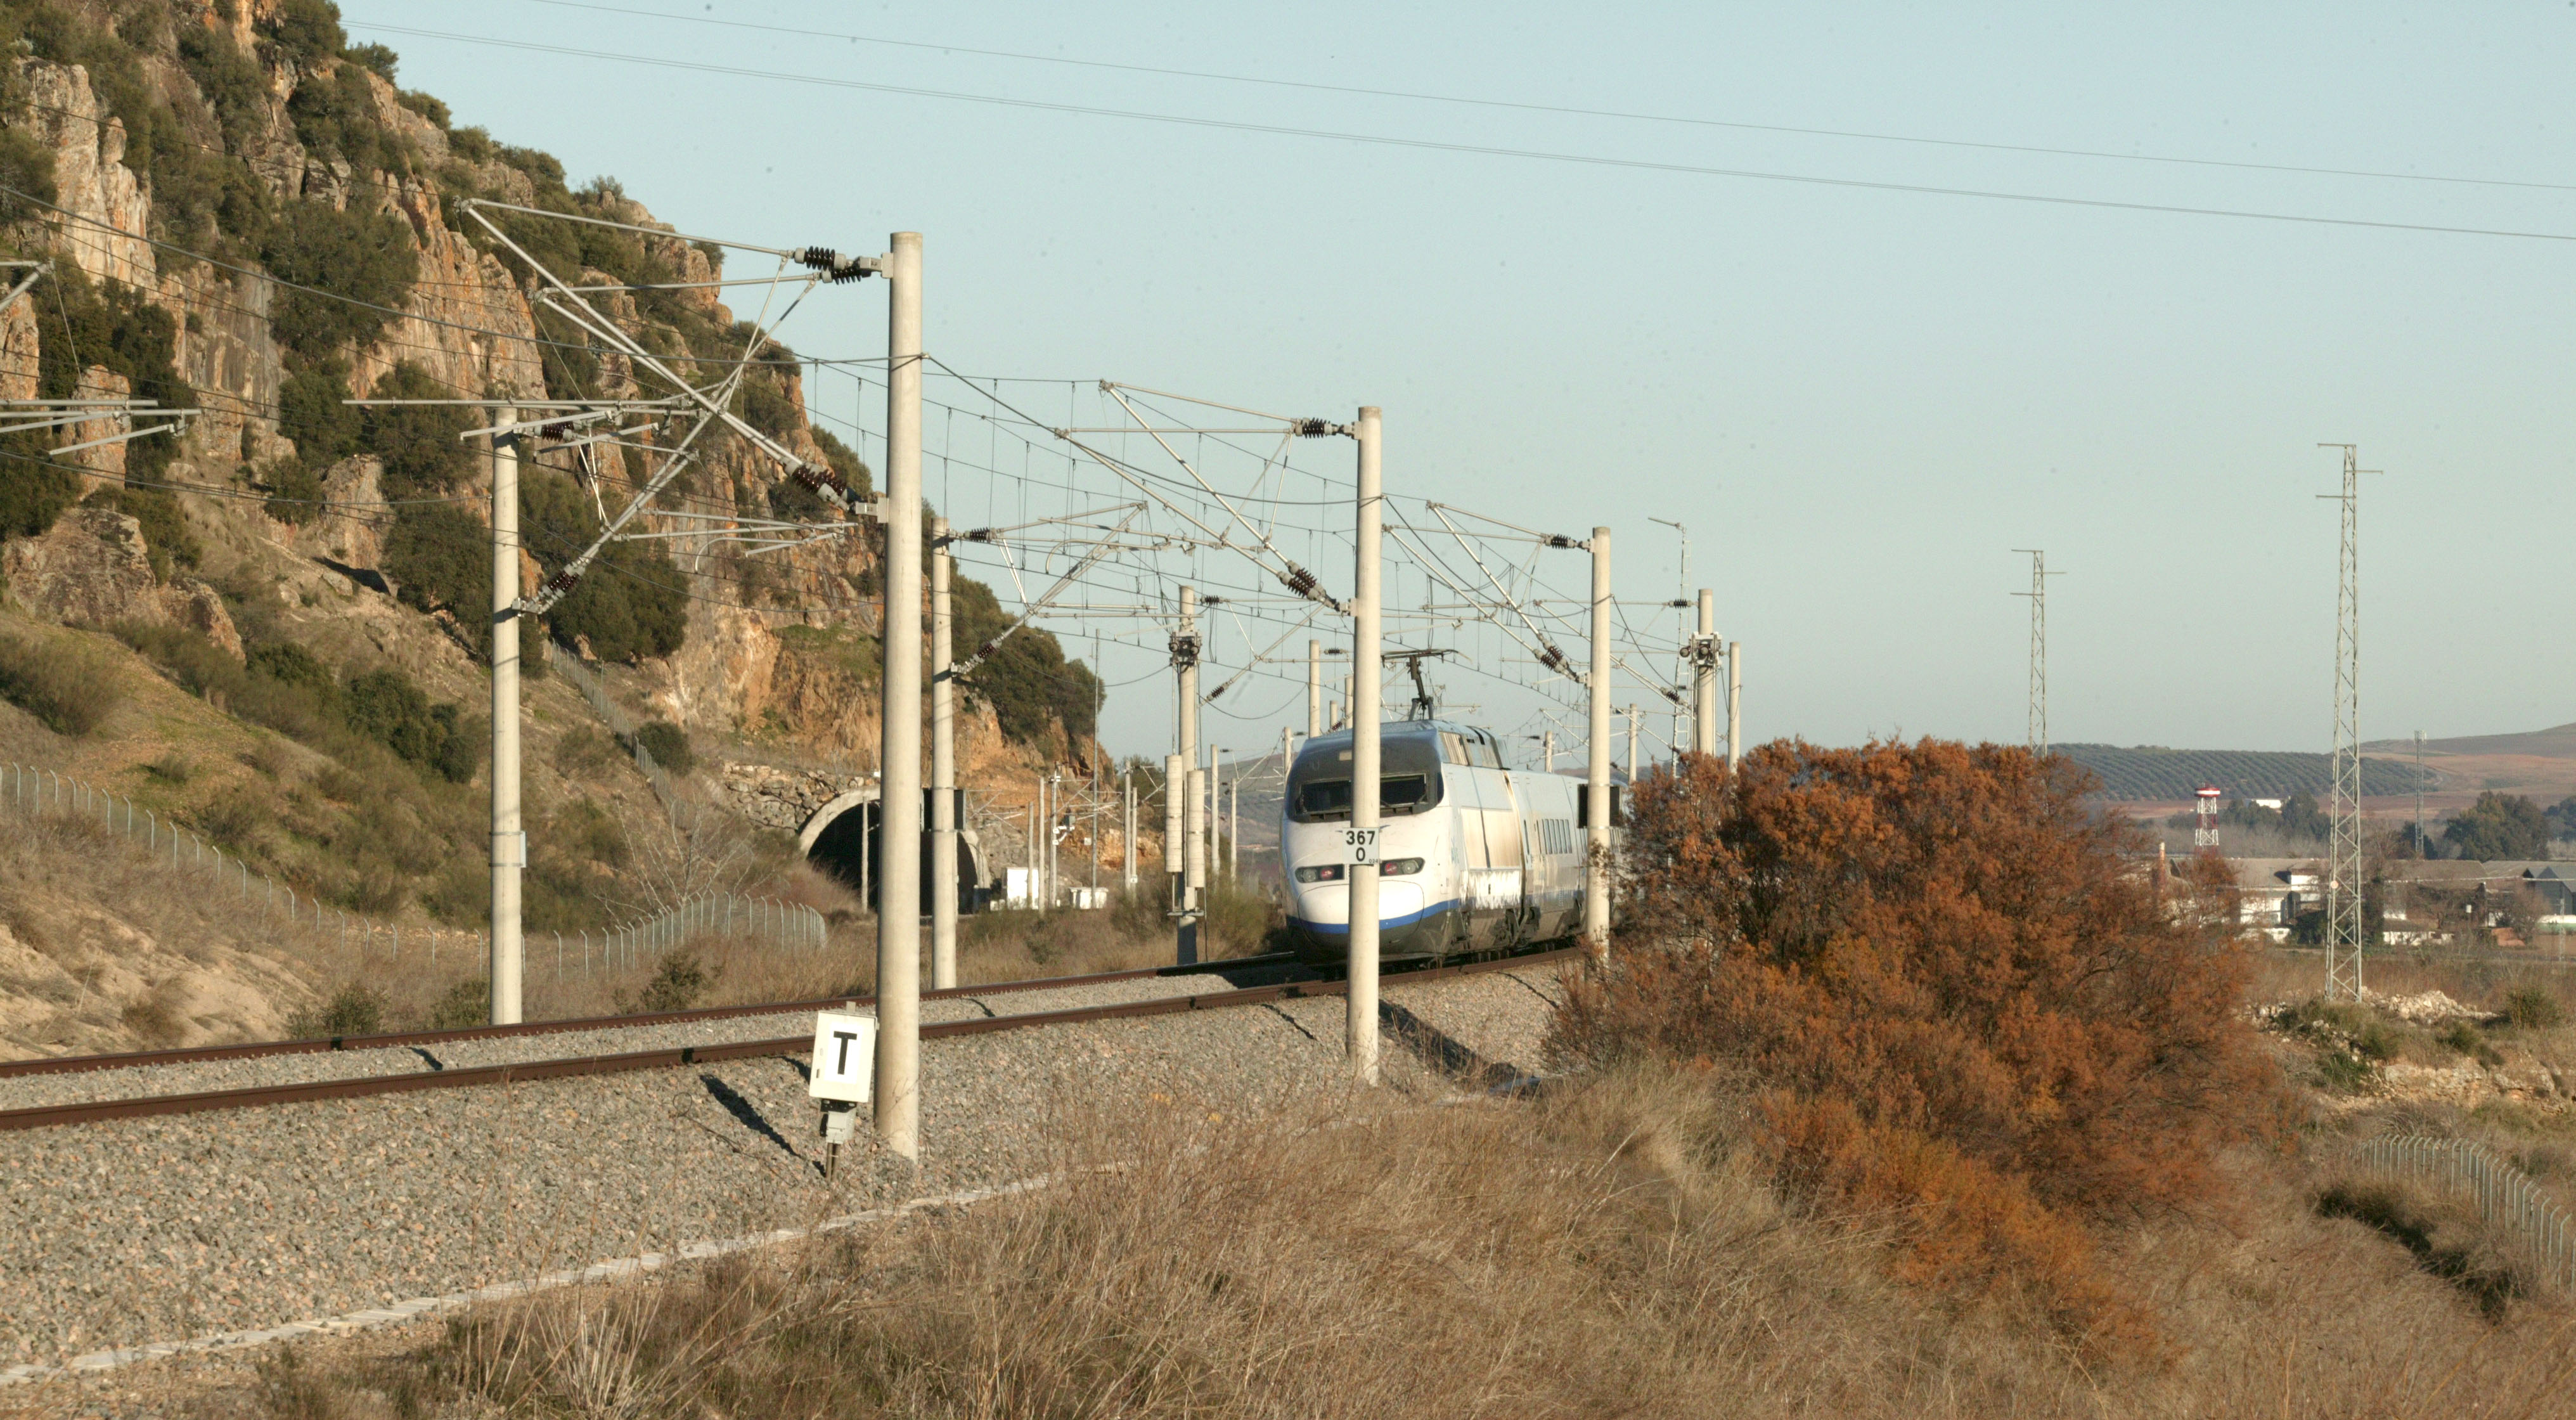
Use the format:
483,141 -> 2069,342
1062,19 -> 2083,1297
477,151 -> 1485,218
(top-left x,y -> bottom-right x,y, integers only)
1291,879 -> 1425,933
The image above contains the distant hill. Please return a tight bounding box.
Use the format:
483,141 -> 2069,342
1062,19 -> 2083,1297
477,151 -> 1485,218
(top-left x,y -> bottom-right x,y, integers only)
2054,745 -> 2436,802
2363,723 -> 2576,759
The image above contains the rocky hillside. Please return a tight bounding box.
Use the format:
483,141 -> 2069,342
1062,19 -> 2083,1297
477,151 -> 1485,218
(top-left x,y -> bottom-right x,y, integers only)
0,0 -> 1117,1043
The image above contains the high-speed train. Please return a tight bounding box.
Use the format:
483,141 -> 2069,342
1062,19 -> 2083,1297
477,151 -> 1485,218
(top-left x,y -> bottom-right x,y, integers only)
1281,720 -> 1620,966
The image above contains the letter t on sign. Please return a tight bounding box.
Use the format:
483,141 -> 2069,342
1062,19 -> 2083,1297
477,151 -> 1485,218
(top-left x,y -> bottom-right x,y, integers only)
809,1011 -> 877,1105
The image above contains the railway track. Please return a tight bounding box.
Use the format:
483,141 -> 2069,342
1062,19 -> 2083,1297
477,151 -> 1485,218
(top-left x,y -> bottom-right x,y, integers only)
3,943 -> 1573,1371
0,948 -> 1575,1133
0,951 -> 1304,1082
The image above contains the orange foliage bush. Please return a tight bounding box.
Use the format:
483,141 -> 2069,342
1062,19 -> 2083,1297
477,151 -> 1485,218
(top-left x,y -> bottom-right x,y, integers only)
1554,739 -> 2278,1343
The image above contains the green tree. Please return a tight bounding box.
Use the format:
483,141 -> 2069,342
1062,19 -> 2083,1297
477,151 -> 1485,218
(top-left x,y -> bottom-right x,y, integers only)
30,267 -> 194,485
277,359 -> 361,465
260,0 -> 347,68
342,666 -> 475,782
261,200 -> 419,360
2279,792 -> 2329,840
2445,792 -> 2549,862
382,501 -> 488,652
520,468 -> 687,662
950,575 -> 1100,744
361,361 -> 473,494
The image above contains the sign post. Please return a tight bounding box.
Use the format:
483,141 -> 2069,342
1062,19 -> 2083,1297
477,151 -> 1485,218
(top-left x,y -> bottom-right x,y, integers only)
809,1009 -> 878,1181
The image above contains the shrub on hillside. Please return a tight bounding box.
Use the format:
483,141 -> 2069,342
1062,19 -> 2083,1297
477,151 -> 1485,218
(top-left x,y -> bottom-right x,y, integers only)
285,983 -> 387,1040
255,456 -> 325,524
2506,986 -> 2566,1031
1553,740 -> 2278,1345
951,574 -> 1102,744
177,22 -> 269,157
0,633 -> 120,735
0,125 -> 58,224
259,0 -> 347,67
520,468 -> 687,662
629,719 -> 693,776
361,362 -> 473,494
423,977 -> 487,1031
0,444 -> 80,537
30,267 -> 193,486
629,950 -> 712,1013
343,668 -> 476,783
261,200 -> 418,360
276,359 -> 361,466
382,501 -> 488,650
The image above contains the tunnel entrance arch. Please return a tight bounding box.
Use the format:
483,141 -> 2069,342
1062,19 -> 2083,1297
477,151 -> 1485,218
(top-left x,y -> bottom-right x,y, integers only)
801,788 -> 982,915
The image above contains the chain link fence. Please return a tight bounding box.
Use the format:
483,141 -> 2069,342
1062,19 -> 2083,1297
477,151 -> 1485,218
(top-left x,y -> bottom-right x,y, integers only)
1,761 -> 825,981
2352,1134 -> 2574,1292
546,641 -> 680,806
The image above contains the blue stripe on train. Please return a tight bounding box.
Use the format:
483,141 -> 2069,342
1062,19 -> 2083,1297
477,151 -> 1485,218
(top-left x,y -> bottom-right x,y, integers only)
1289,899 -> 1463,938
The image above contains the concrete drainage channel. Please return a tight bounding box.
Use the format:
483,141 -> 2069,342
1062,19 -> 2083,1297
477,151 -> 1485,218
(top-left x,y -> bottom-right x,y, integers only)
0,950 -> 1576,1378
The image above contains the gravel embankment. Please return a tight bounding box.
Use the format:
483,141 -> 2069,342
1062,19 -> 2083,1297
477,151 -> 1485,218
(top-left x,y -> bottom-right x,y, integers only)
0,966 -> 1304,1114
0,963 -> 1566,1369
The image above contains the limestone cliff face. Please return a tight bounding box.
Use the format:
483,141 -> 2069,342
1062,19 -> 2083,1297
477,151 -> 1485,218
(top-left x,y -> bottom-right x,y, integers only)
2,504 -> 240,655
24,61 -> 153,288
0,19 -> 1090,826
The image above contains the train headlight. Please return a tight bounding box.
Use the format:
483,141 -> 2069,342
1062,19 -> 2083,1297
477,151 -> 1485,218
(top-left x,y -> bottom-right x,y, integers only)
1380,857 -> 1426,876
1293,864 -> 1345,884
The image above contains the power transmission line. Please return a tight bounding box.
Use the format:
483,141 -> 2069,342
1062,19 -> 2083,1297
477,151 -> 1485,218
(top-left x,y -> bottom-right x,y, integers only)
351,25 -> 2576,245
520,0 -> 2576,194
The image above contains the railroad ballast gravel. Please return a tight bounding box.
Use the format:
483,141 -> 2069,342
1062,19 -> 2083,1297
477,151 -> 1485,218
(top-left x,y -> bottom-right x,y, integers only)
0,967 -> 1299,1114
0,965 -> 1565,1366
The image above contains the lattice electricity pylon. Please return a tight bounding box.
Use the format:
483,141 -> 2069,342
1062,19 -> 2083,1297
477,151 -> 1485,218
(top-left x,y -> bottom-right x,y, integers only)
2320,443 -> 2368,1002
2011,550 -> 2061,754
0,260 -> 200,459
416,202 -> 881,614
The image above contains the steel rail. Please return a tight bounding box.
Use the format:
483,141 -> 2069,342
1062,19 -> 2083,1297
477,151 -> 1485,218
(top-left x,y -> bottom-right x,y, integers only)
0,954 -> 1301,1081
0,948 -> 1575,1132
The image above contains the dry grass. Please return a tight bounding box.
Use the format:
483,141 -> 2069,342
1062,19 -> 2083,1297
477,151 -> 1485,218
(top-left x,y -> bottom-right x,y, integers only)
0,629 -> 122,736
0,797 -> 1266,1055
2250,948 -> 2576,1013
233,1061 -> 2576,1419
0,806 -> 875,1054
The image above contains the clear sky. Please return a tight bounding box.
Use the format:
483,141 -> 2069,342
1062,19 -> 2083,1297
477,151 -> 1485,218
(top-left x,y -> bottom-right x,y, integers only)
348,1 -> 2576,764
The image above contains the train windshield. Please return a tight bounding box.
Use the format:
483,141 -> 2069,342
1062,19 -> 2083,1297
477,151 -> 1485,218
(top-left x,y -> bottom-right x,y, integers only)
1287,730 -> 1446,822
1299,779 -> 1353,816
1294,773 -> 1430,818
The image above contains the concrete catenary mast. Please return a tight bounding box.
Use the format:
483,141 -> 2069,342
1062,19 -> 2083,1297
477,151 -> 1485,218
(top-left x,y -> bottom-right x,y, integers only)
875,230 -> 924,1159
